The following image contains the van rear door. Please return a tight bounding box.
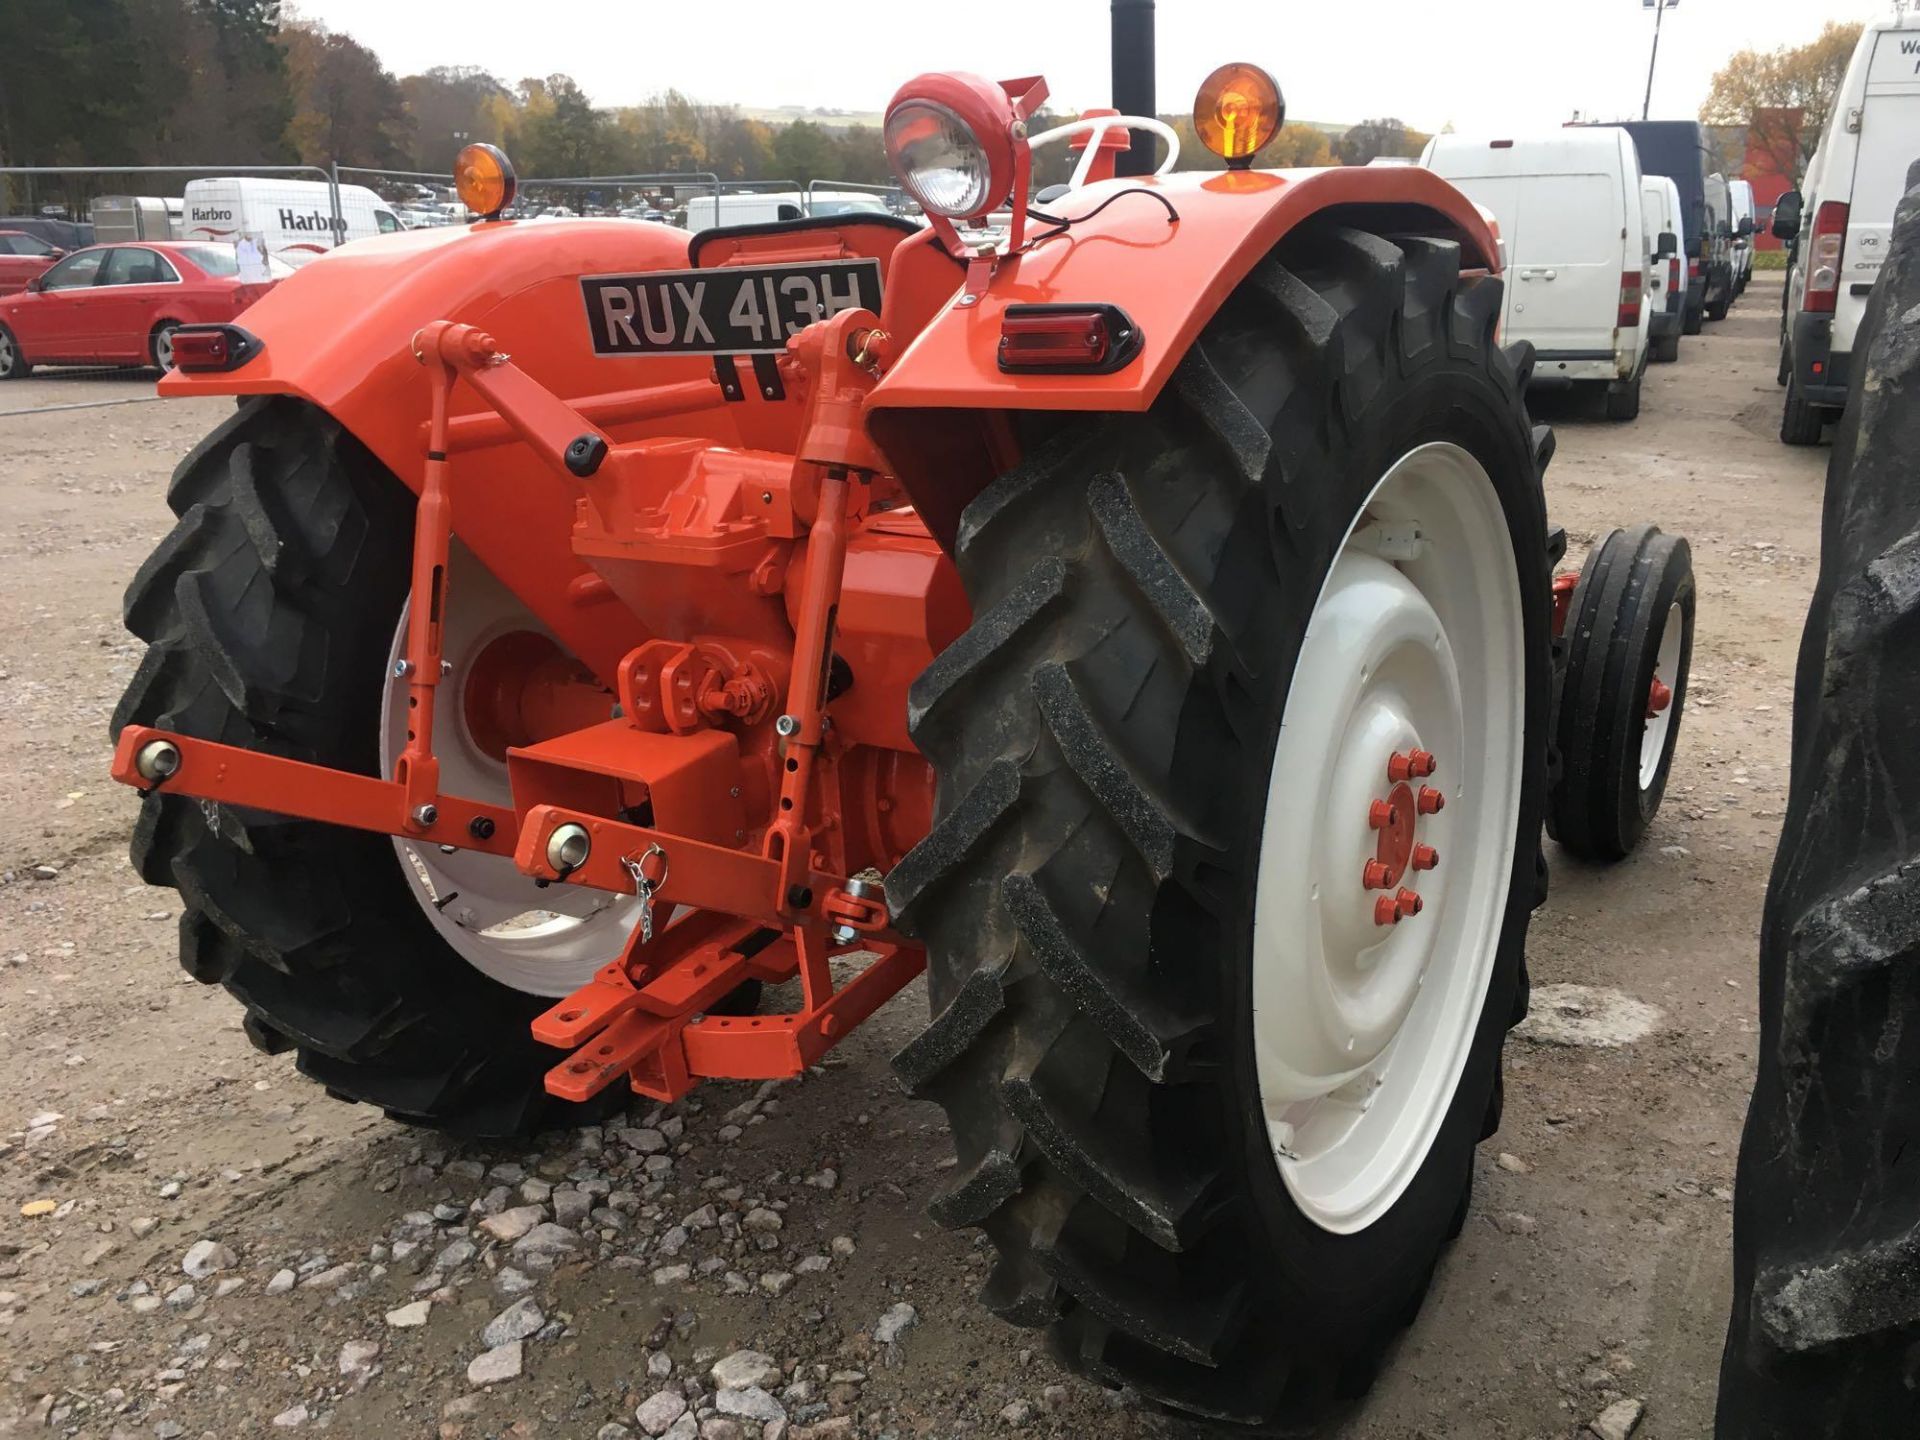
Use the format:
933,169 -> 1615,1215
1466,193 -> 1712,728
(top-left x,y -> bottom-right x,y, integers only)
1838,28 -> 1920,352
1424,171 -> 1524,337
1507,171 -> 1622,363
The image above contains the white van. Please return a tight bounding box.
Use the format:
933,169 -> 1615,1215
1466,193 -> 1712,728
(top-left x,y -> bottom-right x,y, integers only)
1776,12 -> 1920,444
1729,179 -> 1757,294
1641,175 -> 1688,362
681,191 -> 806,231
1421,129 -> 1652,419
181,178 -> 404,269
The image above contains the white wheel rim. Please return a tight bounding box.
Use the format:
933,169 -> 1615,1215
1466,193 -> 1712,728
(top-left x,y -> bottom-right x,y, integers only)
1639,602 -> 1682,790
1252,442 -> 1525,1235
0,334 -> 12,370
155,330 -> 174,370
379,541 -> 641,996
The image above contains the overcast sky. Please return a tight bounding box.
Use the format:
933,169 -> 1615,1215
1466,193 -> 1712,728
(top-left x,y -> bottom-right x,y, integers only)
296,0 -> 1891,134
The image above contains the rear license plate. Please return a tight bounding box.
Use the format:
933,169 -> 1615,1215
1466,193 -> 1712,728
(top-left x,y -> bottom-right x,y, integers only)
581,259 -> 883,357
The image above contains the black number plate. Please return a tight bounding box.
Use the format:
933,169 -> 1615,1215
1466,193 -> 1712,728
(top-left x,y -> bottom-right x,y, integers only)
580,258 -> 883,357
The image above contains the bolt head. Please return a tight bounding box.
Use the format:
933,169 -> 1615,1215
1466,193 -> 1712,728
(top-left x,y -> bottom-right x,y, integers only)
411,803 -> 439,828
1417,785 -> 1445,815
1395,886 -> 1423,917
1362,860 -> 1393,890
774,714 -> 800,738
392,658 -> 413,678
546,822 -> 591,872
1368,799 -> 1393,830
134,739 -> 181,782
1412,843 -> 1439,871
1373,895 -> 1402,926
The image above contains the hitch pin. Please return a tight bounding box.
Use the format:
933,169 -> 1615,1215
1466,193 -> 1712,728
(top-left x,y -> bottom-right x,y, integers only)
621,844 -> 670,945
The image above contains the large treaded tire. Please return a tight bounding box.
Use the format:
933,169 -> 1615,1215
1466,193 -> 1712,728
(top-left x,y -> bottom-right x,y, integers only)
1717,182 -> 1920,1437
113,396 -> 609,1138
889,221 -> 1555,1431
1546,526 -> 1695,861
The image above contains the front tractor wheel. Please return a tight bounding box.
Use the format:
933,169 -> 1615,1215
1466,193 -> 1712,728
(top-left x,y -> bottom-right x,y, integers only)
891,222 -> 1553,1430
113,397 -> 637,1137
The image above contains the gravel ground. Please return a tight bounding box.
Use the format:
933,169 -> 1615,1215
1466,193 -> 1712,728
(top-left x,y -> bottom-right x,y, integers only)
0,276 -> 1824,1440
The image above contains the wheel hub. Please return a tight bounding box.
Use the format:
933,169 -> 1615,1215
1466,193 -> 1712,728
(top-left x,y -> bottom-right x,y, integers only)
1251,442 -> 1525,1234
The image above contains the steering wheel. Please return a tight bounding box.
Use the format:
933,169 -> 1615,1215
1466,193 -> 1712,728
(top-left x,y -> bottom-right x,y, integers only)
1027,114 -> 1182,194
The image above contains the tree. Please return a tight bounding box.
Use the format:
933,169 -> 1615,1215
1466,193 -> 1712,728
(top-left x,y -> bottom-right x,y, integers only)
1337,118 -> 1427,166
1701,21 -> 1863,182
514,74 -> 601,176
281,20 -> 410,167
769,119 -> 838,184
401,66 -> 510,172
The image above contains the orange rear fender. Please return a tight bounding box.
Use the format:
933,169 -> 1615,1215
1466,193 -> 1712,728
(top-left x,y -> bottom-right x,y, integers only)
867,165 -> 1501,417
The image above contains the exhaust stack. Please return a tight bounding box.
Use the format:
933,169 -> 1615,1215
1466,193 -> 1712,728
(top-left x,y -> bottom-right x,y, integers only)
1111,0 -> 1155,177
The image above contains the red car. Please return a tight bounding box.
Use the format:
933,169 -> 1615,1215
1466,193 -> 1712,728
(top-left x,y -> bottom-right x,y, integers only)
0,242 -> 288,379
0,230 -> 66,297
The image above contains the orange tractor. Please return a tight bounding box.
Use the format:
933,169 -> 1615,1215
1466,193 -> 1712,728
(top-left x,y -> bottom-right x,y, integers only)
110,10 -> 1694,1430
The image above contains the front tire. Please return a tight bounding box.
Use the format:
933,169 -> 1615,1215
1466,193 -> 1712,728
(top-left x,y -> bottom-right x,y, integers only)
114,397 -> 615,1137
890,222 -> 1554,1430
1547,526 -> 1694,862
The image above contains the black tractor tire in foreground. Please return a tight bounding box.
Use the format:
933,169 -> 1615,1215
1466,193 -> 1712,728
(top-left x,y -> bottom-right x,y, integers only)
1778,375 -> 1825,446
1547,526 -> 1694,862
890,221 -> 1555,1431
113,397 -> 610,1138
1718,182 -> 1920,1438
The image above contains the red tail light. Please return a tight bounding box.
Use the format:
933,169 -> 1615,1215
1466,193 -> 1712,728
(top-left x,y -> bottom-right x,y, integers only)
1617,270 -> 1643,330
1668,257 -> 1680,293
1805,201 -> 1849,315
1687,258 -> 1701,280
168,324 -> 263,373
997,304 -> 1141,373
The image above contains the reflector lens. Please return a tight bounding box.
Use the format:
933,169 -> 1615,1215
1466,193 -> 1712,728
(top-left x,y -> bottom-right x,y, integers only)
996,304 -> 1141,373
1193,63 -> 1284,165
1617,270 -> 1643,330
455,143 -> 516,219
884,100 -> 994,218
1001,311 -> 1111,368
167,325 -> 261,373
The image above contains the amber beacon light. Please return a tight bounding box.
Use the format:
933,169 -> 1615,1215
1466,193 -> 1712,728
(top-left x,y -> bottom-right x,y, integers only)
455,143 -> 517,220
1193,63 -> 1285,169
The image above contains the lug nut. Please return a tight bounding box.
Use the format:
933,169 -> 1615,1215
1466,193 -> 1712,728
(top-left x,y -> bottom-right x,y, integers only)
1417,785 -> 1445,815
411,803 -> 439,828
392,658 -> 413,678
1373,895 -> 1402,926
1362,859 -> 1393,889
134,738 -> 181,782
1368,799 -> 1394,830
546,822 -> 592,872
1396,887 -> 1424,917
1411,843 -> 1440,871
1388,748 -> 1437,783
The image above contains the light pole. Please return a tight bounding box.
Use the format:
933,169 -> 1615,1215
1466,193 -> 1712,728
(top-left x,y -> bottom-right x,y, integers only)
1642,0 -> 1679,122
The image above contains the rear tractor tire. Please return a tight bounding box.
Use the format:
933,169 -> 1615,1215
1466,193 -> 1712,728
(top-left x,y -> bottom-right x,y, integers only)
890,222 -> 1555,1431
113,396 -> 632,1138
1547,526 -> 1694,862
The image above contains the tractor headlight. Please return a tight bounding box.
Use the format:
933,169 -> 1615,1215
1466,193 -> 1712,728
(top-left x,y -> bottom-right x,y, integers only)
886,100 -> 994,218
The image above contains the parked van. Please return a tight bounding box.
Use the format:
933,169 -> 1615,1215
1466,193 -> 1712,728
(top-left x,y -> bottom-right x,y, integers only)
1421,129 -> 1652,419
90,196 -> 183,244
180,178 -> 403,268
1594,121 -> 1736,331
1729,179 -> 1757,294
1641,175 -> 1688,362
681,191 -> 805,231
1775,12 -> 1920,444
